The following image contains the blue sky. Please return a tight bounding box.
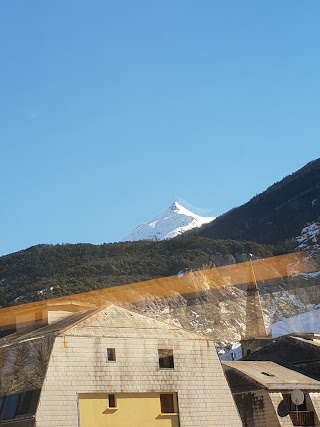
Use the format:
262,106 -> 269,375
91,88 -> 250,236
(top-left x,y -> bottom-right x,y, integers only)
1,0 -> 319,256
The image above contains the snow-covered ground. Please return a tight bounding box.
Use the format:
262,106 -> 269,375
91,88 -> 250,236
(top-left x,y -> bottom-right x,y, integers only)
271,308 -> 320,338
219,344 -> 242,361
123,201 -> 215,241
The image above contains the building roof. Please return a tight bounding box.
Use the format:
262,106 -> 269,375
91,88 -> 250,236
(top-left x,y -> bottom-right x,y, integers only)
222,361 -> 320,390
242,334 -> 320,361
65,304 -> 208,340
1,304 -> 208,349
291,335 -> 320,348
0,309 -> 96,348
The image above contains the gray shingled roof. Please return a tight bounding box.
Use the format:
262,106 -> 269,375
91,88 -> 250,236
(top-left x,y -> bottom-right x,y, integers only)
223,361 -> 320,390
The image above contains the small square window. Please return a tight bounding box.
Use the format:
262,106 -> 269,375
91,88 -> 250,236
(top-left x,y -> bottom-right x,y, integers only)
158,349 -> 174,369
160,394 -> 175,414
107,348 -> 116,362
108,394 -> 116,408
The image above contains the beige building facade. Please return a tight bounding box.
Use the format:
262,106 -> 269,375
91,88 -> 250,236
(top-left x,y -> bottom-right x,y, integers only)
0,303 -> 242,427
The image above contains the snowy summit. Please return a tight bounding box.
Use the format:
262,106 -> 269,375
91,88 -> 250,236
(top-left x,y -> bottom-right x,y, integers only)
123,202 -> 215,242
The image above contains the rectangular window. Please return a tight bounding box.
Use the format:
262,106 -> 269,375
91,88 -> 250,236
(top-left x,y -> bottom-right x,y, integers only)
107,348 -> 116,362
160,394 -> 175,414
16,390 -> 34,416
158,349 -> 174,369
108,394 -> 116,408
2,395 -> 19,420
0,390 -> 41,422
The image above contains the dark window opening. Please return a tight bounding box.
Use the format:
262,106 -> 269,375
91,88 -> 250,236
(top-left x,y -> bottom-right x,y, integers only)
158,349 -> 174,369
0,390 -> 41,421
108,394 -> 116,408
2,395 -> 19,420
107,348 -> 116,362
246,349 -> 251,356
16,390 -> 36,416
160,394 -> 175,414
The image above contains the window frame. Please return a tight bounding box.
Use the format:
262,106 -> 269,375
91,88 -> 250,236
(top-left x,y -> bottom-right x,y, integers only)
106,348 -> 116,362
160,393 -> 177,414
107,394 -> 117,409
158,349 -> 174,370
0,390 -> 41,422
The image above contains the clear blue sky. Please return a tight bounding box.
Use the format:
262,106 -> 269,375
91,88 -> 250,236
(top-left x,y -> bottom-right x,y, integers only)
1,0 -> 319,256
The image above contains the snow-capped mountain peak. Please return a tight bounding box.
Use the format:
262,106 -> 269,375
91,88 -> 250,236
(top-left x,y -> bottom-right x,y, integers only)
123,202 -> 215,242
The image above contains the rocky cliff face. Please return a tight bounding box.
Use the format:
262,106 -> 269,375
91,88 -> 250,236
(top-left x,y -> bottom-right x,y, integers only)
129,248 -> 320,351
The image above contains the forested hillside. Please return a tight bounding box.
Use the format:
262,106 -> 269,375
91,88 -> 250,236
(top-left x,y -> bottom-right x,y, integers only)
2,160 -> 318,309
0,237 -> 278,308
191,159 -> 320,244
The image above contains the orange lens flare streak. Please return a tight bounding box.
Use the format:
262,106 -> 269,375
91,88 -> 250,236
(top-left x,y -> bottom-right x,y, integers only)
0,251 -> 317,330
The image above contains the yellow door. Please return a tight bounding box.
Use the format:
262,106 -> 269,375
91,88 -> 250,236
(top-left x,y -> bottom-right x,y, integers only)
79,392 -> 179,427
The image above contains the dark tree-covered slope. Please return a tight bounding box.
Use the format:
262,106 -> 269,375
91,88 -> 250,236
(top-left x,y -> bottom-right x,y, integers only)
0,237 -> 277,308
192,159 -> 320,244
2,159 -> 317,309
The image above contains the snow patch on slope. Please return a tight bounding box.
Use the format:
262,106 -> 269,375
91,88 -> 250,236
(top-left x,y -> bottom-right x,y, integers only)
296,222 -> 320,251
271,309 -> 320,338
123,202 -> 215,242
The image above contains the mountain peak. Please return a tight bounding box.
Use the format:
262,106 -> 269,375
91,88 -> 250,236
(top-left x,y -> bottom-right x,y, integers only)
123,202 -> 215,242
169,201 -> 182,211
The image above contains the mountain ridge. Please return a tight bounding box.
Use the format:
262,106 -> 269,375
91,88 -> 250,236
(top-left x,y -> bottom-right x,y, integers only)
1,158 -> 319,317
190,159 -> 320,244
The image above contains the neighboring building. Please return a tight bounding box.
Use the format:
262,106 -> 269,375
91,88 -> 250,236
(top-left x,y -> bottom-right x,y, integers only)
0,303 -> 242,427
242,334 -> 320,381
223,361 -> 320,427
